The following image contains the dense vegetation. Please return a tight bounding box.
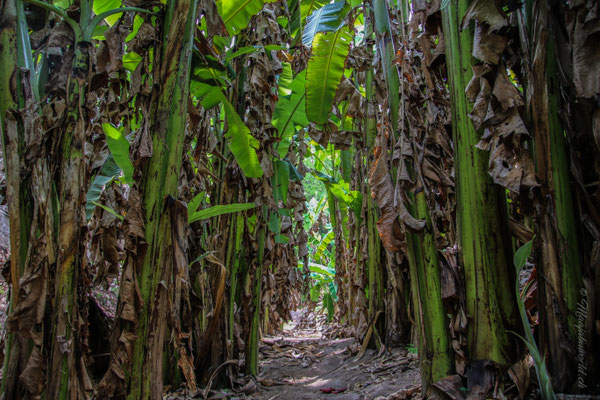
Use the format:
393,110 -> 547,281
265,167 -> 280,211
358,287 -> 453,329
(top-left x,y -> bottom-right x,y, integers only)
0,0 -> 599,398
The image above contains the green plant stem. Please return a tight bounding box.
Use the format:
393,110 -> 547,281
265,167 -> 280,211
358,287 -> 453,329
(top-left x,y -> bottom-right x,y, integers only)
441,0 -> 518,364
23,0 -> 82,39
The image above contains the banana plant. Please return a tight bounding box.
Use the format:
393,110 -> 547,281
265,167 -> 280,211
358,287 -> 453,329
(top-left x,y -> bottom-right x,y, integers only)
305,25 -> 354,124
218,0 -> 277,35
273,68 -> 309,158
188,202 -> 257,223
192,81 -> 263,178
302,0 -> 348,47
24,0 -> 152,43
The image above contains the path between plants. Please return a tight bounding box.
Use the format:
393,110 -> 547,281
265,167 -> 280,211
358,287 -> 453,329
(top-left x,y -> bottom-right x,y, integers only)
249,310 -> 421,400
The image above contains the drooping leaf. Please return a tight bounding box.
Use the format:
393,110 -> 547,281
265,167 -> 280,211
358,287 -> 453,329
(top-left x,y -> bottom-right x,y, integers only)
513,238 -> 534,272
323,292 -> 334,322
92,201 -> 124,221
191,80 -> 226,108
223,101 -> 263,178
314,230 -> 335,262
288,0 -> 302,36
191,82 -> 263,178
273,70 -> 309,157
302,0 -> 347,47
300,0 -> 329,27
125,15 -> 144,42
283,158 -> 304,181
308,263 -> 335,277
278,61 -> 293,96
268,212 -> 280,234
102,123 -> 134,184
93,0 -> 122,26
187,191 -> 207,219
275,233 -> 289,244
310,282 -> 322,302
274,160 -> 290,204
189,203 -> 257,223
225,44 -> 285,62
305,27 -> 353,124
85,155 -> 121,220
277,15 -> 288,27
218,0 -> 276,36
312,170 -> 335,183
122,51 -> 142,71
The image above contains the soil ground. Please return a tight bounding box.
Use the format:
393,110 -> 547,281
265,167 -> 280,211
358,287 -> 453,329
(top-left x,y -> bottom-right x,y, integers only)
251,313 -> 421,399
188,309 -> 422,400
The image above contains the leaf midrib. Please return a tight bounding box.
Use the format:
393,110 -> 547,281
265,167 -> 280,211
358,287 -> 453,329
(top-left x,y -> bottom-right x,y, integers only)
224,0 -> 255,26
279,92 -> 306,138
318,29 -> 344,121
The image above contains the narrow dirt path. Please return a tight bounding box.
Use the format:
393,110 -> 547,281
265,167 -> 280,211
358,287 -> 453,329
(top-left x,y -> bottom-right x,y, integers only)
252,311 -> 421,400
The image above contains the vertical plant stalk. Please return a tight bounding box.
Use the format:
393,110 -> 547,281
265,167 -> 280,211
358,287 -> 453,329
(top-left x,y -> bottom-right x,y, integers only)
370,0 -> 400,340
363,24 -> 384,333
370,0 -> 453,390
0,1 -> 27,397
2,0 -> 92,397
412,192 -> 453,387
49,38 -> 94,400
441,0 -> 518,365
527,0 -> 583,389
247,207 -> 266,375
0,0 -> 20,319
125,1 -> 199,398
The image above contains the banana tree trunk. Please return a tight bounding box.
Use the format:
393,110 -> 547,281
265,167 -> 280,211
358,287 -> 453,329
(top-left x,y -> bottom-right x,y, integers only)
2,0 -> 93,397
0,1 -> 31,397
441,0 -> 519,367
247,208 -> 266,375
370,0 -> 454,390
96,2 -> 198,399
526,0 -> 583,389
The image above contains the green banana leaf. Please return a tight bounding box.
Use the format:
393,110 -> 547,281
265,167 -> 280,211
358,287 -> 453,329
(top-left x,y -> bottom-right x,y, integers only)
305,27 -> 353,124
278,61 -> 293,96
225,44 -> 285,63
274,160 -> 290,204
218,0 -> 276,36
308,262 -> 335,277
187,191 -> 207,219
302,0 -> 347,47
191,81 -> 263,178
222,101 -> 263,178
93,0 -> 121,26
300,0 -> 329,27
85,154 -> 121,220
102,123 -> 134,184
323,293 -> 334,322
273,70 -> 309,158
189,202 -> 257,223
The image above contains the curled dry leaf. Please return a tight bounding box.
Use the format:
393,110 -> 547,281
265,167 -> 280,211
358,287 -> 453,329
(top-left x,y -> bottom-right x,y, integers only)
369,140 -> 406,252
508,355 -> 533,400
461,0 -> 508,32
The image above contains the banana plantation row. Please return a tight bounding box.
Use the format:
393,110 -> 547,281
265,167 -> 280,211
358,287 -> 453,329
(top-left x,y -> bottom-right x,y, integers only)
0,0 -> 598,398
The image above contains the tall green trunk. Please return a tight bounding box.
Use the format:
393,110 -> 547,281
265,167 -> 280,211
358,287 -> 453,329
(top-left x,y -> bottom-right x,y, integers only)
406,191 -> 453,391
364,68 -> 383,324
369,0 -> 453,388
125,2 -> 198,398
526,1 -> 583,389
441,0 -> 518,365
247,207 -> 266,375
0,2 -> 28,397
